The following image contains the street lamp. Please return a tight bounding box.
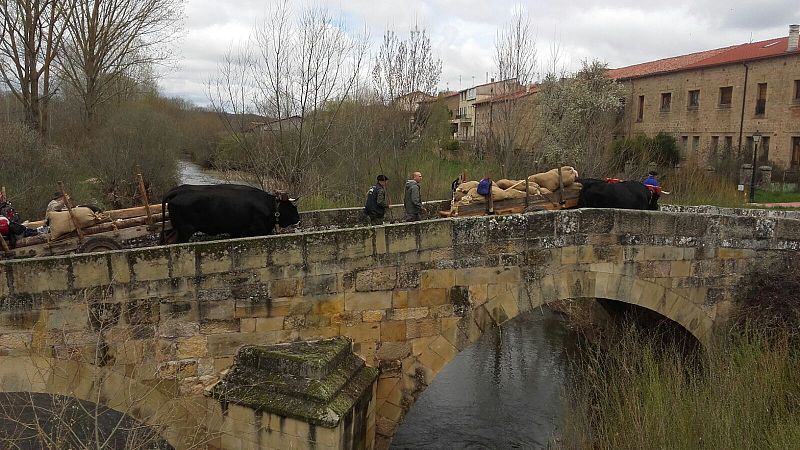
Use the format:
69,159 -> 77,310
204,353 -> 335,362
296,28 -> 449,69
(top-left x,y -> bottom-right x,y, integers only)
749,130 -> 762,203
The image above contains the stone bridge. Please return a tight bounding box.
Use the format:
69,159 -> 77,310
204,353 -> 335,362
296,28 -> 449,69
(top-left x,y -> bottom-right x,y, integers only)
1,205 -> 799,449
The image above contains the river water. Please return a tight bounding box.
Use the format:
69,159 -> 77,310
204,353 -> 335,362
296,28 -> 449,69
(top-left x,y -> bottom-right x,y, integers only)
391,308 -> 579,449
176,160 -> 225,185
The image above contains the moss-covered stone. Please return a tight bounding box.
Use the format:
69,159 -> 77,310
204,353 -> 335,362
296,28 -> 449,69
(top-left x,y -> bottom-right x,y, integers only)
208,337 -> 378,428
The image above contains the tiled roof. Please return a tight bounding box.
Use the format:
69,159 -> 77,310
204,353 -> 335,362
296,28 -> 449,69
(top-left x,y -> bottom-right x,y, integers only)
419,91 -> 459,103
473,84 -> 539,106
609,36 -> 797,80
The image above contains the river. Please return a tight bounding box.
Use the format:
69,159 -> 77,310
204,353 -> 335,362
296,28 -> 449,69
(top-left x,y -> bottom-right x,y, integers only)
177,160 -> 226,185
391,307 -> 579,449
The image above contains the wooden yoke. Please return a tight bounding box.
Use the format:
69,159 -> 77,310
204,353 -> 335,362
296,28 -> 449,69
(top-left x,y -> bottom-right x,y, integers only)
58,181 -> 84,242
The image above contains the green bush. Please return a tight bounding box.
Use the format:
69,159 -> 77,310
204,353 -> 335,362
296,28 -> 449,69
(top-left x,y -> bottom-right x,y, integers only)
442,138 -> 460,152
611,132 -> 679,170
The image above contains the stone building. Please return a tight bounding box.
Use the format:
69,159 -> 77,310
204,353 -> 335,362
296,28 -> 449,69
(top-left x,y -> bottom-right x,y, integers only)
609,25 -> 800,168
451,78 -> 522,144
472,85 -> 538,154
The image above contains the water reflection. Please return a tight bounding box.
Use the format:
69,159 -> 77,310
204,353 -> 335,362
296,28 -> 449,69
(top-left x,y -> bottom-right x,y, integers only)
391,307 -> 579,449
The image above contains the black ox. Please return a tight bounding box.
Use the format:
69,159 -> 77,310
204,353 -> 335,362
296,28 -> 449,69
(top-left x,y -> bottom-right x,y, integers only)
160,184 -> 300,244
577,178 -> 659,211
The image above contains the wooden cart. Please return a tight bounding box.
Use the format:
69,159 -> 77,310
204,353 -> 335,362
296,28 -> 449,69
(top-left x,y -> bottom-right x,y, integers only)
0,174 -> 168,259
1,204 -> 168,259
438,188 -> 580,218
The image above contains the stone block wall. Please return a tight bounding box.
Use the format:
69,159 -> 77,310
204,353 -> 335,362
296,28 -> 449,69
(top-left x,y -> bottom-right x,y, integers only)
618,52 -> 800,165
2,207 -> 800,448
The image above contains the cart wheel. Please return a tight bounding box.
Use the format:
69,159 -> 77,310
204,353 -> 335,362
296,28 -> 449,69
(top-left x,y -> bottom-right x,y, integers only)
78,237 -> 123,253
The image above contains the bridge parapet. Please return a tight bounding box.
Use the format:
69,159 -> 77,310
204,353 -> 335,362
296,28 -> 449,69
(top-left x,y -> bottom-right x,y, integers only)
1,207 -> 799,448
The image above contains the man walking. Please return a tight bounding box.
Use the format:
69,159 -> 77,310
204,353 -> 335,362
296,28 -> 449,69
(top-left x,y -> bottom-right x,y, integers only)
364,175 -> 389,225
404,171 -> 423,222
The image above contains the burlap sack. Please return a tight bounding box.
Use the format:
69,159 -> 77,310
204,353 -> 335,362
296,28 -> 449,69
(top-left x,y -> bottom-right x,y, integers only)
47,207 -> 98,240
496,179 -> 514,189
466,187 -> 482,201
465,186 -> 506,202
512,180 -> 537,192
454,191 -> 465,201
531,166 -> 578,191
503,188 -> 527,199
457,181 -> 478,192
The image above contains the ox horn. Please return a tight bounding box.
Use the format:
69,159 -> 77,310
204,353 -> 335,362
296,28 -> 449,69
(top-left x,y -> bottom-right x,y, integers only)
289,196 -> 299,202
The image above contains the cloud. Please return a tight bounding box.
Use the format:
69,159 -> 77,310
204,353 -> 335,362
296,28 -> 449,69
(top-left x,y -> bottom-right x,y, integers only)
158,0 -> 800,105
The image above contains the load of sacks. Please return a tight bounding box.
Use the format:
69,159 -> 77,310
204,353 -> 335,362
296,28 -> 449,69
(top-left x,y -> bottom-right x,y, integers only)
453,166 -> 580,205
46,207 -> 103,240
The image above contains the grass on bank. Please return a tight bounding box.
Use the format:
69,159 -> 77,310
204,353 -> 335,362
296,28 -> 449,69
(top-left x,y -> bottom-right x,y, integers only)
753,190 -> 800,204
557,327 -> 800,450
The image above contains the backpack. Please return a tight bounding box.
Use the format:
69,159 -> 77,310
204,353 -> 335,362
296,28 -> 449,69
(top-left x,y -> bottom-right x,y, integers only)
477,178 -> 492,196
363,185 -> 381,217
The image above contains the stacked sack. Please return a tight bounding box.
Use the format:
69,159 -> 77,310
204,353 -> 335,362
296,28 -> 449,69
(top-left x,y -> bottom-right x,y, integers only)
453,166 -> 579,206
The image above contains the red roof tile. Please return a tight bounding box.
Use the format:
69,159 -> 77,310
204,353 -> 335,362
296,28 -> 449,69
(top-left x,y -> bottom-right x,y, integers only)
609,36 -> 798,80
473,84 -> 539,106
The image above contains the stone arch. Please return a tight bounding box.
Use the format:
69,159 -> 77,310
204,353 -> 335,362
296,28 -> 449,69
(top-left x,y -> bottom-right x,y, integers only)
0,355 -> 206,449
379,268 -> 712,446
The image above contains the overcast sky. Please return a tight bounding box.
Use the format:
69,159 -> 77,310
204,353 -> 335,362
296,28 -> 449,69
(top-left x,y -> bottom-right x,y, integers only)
158,0 -> 800,106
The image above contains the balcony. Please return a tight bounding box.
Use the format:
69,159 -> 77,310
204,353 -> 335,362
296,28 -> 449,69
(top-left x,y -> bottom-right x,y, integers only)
455,114 -> 472,122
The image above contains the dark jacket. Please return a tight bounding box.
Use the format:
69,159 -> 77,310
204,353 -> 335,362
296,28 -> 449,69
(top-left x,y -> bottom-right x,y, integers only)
404,180 -> 422,215
364,184 -> 387,218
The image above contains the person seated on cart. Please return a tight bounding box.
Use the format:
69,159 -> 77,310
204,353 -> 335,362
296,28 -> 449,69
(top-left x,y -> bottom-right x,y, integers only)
47,192 -> 67,212
0,198 -> 39,248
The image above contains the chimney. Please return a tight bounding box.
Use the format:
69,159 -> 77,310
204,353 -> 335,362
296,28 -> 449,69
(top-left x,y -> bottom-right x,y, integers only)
789,24 -> 800,52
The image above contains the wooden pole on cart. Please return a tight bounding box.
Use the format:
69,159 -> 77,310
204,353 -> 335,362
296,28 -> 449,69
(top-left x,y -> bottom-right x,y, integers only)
557,165 -> 565,208
0,232 -> 10,253
135,168 -> 154,226
58,181 -> 85,242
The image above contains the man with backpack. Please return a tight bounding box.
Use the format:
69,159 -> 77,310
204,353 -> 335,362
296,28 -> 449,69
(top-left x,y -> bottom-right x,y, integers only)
364,175 -> 389,225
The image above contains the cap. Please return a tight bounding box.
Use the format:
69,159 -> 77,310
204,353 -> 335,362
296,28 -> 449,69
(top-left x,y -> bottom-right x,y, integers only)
377,175 -> 389,181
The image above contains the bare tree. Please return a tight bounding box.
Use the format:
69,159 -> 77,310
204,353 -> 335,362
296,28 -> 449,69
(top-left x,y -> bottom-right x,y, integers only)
0,0 -> 75,137
494,10 -> 537,87
372,24 -> 442,110
484,10 -> 538,176
208,1 -> 368,195
57,0 -> 183,133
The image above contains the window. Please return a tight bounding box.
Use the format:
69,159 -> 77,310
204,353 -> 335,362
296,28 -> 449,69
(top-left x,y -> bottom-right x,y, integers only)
794,80 -> 800,102
637,95 -> 644,121
746,135 -> 771,163
719,86 -> 733,107
688,90 -> 700,108
760,137 -> 770,162
681,135 -> 688,158
692,136 -> 700,153
711,136 -> 719,156
724,136 -> 733,152
792,137 -> 800,166
755,83 -> 767,116
660,92 -> 672,111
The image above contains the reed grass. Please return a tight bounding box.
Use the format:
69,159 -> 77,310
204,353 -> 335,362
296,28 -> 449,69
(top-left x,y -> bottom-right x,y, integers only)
557,326 -> 800,450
